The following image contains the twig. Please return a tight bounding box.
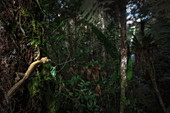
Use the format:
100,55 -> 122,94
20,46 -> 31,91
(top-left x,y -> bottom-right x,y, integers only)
53,58 -> 75,66
56,46 -> 71,73
34,47 -> 40,60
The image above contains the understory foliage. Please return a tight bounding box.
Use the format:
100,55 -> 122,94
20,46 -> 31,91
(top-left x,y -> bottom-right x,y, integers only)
0,0 -> 170,113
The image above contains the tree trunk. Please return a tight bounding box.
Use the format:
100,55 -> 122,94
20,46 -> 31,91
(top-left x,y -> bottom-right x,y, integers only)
119,1 -> 127,113
130,18 -> 137,52
101,13 -> 106,62
149,61 -> 167,113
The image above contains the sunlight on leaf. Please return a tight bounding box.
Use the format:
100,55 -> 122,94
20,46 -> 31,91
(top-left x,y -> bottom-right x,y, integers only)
50,66 -> 56,78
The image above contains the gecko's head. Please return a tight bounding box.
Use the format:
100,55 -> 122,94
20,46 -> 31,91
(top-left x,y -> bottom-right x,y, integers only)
41,57 -> 51,63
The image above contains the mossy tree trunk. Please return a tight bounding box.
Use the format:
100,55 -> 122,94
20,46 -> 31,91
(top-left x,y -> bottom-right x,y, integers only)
119,0 -> 127,113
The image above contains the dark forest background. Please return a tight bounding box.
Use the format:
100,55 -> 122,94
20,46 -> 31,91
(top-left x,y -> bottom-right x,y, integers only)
0,0 -> 170,113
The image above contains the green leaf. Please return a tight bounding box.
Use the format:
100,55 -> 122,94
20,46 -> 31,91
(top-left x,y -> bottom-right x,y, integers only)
52,20 -> 65,33
127,57 -> 133,81
50,66 -> 56,78
43,4 -> 49,7
126,99 -> 131,106
32,19 -> 36,31
88,23 -> 118,58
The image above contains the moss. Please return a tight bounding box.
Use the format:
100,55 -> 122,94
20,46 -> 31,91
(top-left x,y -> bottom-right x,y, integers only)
28,66 -> 60,113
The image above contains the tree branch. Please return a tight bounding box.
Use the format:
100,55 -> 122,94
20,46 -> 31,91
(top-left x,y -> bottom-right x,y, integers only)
7,57 -> 51,99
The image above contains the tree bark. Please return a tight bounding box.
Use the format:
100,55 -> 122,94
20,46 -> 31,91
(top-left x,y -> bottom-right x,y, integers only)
101,14 -> 106,62
119,1 -> 127,113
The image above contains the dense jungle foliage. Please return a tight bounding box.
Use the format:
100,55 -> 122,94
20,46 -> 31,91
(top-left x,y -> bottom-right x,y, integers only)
0,0 -> 170,113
